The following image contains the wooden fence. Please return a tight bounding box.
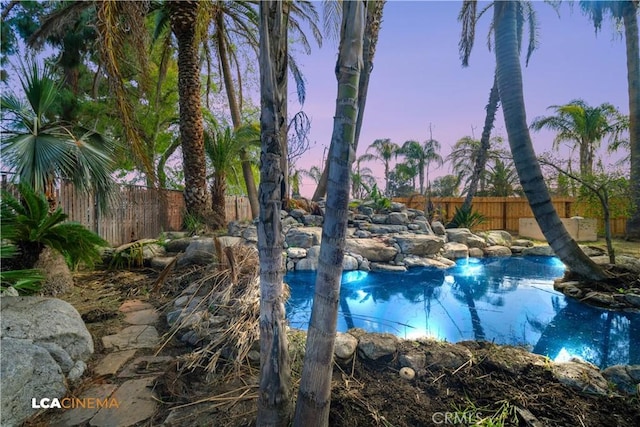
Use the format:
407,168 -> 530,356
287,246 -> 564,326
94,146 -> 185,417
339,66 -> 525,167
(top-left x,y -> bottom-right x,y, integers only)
1,175 -> 253,246
393,195 -> 628,237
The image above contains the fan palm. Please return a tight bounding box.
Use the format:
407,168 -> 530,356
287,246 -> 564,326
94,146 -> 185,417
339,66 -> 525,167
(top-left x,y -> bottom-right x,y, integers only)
204,119 -> 259,229
447,136 -> 506,196
530,99 -> 628,176
0,61 -> 116,212
399,138 -> 443,194
580,0 -> 639,240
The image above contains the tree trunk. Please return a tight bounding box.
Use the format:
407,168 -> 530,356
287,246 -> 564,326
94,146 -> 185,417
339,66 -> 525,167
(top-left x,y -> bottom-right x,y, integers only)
312,0 -> 385,202
623,2 -> 640,240
493,1 -> 607,280
211,171 -> 227,230
169,1 -> 211,224
215,13 -> 260,219
257,2 -> 290,425
293,2 -> 365,425
462,75 -> 499,212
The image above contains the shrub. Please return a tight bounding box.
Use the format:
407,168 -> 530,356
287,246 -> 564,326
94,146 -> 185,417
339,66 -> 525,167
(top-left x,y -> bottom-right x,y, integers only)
1,183 -> 109,271
446,205 -> 486,230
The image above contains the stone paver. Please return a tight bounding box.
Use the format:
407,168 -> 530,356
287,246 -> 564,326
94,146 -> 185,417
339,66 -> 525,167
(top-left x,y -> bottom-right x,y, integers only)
124,308 -> 159,325
54,384 -> 118,427
118,356 -> 174,378
118,300 -> 154,313
102,325 -> 159,350
89,377 -> 158,427
94,349 -> 138,376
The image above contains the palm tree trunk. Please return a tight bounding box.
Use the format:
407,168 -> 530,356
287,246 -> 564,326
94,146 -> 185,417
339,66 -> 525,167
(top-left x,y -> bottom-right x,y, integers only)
494,0 -> 607,280
462,75 -> 499,212
169,0 -> 210,224
215,13 -> 260,219
211,172 -> 227,230
257,2 -> 290,425
623,2 -> 640,240
312,0 -> 385,202
293,2 -> 365,425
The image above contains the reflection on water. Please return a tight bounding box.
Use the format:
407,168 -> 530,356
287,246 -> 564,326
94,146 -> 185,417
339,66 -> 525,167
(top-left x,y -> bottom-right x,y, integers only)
285,256 -> 640,369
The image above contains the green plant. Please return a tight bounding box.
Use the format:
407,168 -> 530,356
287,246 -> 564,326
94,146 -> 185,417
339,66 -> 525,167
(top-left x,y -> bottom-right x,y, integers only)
0,183 -> 109,270
446,205 -> 486,229
183,210 -> 205,235
0,242 -> 45,295
109,239 -> 158,270
362,183 -> 391,212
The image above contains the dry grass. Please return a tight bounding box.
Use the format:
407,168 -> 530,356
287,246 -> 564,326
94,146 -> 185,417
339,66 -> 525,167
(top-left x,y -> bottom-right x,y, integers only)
159,241 -> 277,380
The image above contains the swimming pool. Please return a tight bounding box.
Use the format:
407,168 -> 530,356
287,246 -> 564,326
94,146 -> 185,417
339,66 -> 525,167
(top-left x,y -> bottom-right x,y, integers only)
285,256 -> 640,368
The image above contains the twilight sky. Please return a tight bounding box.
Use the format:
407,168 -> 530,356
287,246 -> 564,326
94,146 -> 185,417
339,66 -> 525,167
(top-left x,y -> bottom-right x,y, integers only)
291,0 -> 631,197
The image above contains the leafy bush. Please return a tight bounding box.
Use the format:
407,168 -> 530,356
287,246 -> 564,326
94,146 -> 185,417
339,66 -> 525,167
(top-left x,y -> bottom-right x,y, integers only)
446,205 -> 486,229
0,241 -> 45,295
1,184 -> 109,270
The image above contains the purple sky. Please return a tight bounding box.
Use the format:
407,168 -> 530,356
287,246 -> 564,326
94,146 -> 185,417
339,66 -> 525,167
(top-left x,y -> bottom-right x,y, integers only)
291,1 -> 630,197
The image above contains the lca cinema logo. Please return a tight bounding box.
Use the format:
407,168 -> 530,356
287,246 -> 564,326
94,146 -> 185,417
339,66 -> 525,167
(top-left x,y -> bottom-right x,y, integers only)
31,397 -> 120,409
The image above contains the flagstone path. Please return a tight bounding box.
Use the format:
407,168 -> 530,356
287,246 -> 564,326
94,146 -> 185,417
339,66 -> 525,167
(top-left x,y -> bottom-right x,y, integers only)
52,299 -> 168,427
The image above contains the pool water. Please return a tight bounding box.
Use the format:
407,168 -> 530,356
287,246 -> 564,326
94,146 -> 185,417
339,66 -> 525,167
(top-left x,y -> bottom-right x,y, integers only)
285,256 -> 640,369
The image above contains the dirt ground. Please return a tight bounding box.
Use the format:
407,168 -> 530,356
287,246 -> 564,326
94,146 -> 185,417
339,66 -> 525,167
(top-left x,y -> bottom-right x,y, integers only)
26,265 -> 640,427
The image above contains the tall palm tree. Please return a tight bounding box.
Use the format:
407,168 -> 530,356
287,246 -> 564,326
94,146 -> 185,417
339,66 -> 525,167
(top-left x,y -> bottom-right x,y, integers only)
493,0 -> 607,280
0,61 -> 115,212
204,119 -> 260,230
257,1 -> 290,424
312,0 -> 387,201
457,0 -> 539,213
530,99 -> 628,176
211,1 -> 321,217
168,0 -> 211,225
363,138 -> 400,196
580,0 -> 639,240
294,2 -> 365,424
399,138 -> 443,194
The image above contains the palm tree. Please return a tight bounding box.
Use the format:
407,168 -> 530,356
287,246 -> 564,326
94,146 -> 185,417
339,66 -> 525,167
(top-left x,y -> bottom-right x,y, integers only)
352,155 -> 377,199
447,136 -> 505,195
486,158 -> 521,196
580,0 -> 639,240
0,61 -> 115,212
204,119 -> 260,230
294,3 -> 365,424
493,0 -> 607,280
530,99 -> 628,176
457,0 -> 539,214
257,1 -> 291,424
312,0 -> 387,201
211,1 -> 321,217
167,0 -> 212,225
363,138 -> 400,196
399,138 -> 443,194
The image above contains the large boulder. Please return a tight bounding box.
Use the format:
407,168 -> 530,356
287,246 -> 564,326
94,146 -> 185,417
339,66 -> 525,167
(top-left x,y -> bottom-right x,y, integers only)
1,338 -> 67,427
345,239 -> 398,262
395,235 -> 444,256
483,245 -> 512,257
177,238 -> 215,266
285,227 -> 322,249
445,228 -> 487,249
1,297 -> 94,426
295,246 -> 321,271
388,212 -> 409,225
442,242 -> 469,260
482,230 -> 513,248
